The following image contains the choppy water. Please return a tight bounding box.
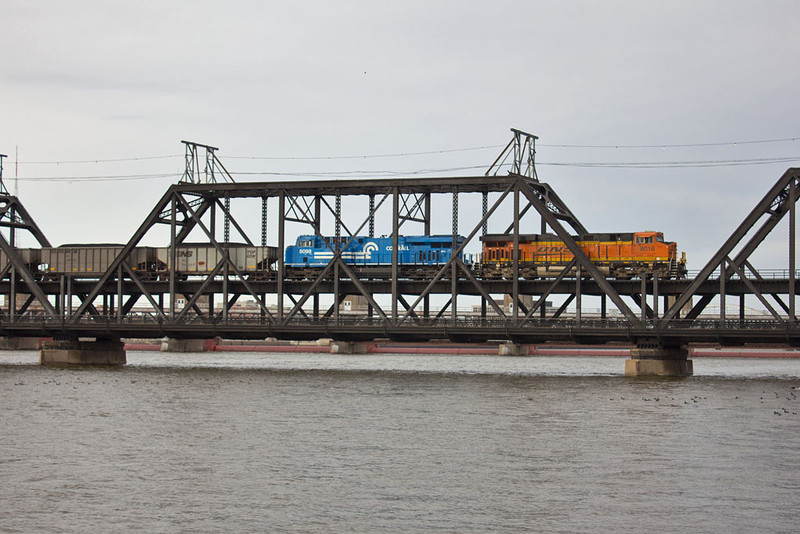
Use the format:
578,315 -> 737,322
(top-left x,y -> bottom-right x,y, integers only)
1,351 -> 799,533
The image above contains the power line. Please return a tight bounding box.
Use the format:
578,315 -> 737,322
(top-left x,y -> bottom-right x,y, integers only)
233,165 -> 490,178
6,136 -> 799,167
539,137 -> 800,149
226,144 -> 505,161
230,155 -> 800,179
540,156 -> 800,168
15,173 -> 181,182
15,153 -> 800,182
14,155 -> 182,165
227,137 -> 800,160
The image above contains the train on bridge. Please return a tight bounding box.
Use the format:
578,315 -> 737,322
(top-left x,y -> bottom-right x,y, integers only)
0,229 -> 685,281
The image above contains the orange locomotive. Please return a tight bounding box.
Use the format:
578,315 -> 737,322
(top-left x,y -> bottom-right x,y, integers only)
480,231 -> 687,280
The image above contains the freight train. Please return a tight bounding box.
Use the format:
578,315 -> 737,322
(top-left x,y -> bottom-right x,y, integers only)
0,230 -> 686,281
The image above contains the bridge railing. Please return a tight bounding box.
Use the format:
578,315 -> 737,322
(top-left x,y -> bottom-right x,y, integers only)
685,268 -> 800,280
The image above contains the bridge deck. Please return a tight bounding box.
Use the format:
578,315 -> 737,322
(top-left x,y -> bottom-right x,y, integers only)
5,314 -> 798,346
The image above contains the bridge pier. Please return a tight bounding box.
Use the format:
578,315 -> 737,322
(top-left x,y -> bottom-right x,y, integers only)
329,341 -> 373,354
40,338 -> 126,366
625,344 -> 692,377
499,342 -> 530,356
159,338 -> 215,352
0,337 -> 46,350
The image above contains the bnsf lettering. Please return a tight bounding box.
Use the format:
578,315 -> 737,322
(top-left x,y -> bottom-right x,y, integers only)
536,246 -> 568,253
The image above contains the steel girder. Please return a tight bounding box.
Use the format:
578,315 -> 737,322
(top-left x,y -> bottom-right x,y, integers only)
516,178 -> 641,325
68,185 -> 274,323
0,193 -> 56,318
661,168 -> 799,323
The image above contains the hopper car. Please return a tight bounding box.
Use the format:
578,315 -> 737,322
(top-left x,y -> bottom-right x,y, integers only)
0,244 -> 280,280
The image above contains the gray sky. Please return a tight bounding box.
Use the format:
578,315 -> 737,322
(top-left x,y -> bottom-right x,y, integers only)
2,1 -> 800,274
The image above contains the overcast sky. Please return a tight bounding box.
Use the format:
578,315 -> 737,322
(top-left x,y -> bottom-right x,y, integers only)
2,1 -> 799,273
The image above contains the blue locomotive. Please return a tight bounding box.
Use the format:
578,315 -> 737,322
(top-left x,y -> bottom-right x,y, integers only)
285,234 -> 466,269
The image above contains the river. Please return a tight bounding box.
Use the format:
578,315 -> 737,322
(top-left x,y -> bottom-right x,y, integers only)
1,351 -> 799,533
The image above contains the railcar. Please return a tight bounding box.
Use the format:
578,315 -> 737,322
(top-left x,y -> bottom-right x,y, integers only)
0,248 -> 42,274
156,244 -> 279,277
18,244 -> 280,279
285,234 -> 466,279
480,231 -> 687,279
40,245 -> 156,277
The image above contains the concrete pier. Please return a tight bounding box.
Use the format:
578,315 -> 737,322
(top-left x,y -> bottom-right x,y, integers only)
160,338 -> 214,352
625,345 -> 693,377
499,343 -> 530,356
40,339 -> 126,366
329,341 -> 373,354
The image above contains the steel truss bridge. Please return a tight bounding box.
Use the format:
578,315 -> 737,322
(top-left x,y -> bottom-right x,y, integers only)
0,131 -> 798,350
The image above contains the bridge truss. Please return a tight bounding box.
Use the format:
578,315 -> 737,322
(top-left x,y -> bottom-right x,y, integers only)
0,134 -> 797,348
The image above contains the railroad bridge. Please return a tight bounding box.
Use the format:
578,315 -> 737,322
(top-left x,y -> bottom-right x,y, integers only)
0,130 -> 797,376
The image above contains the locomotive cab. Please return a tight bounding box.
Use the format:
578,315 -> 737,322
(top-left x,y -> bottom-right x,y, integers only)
633,231 -> 674,259
633,231 -> 686,278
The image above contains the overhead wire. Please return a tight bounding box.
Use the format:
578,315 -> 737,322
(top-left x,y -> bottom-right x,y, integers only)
13,173 -> 182,182
539,156 -> 800,169
14,154 -> 182,165
225,145 -> 505,160
5,135 -> 800,181
538,137 -> 800,149
9,135 -> 800,165
12,154 -> 800,182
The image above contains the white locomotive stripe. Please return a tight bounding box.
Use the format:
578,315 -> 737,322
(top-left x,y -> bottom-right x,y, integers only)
312,252 -> 373,258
